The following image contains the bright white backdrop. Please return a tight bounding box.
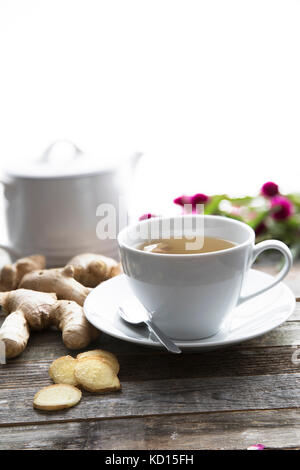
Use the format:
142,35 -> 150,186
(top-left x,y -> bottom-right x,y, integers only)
0,0 -> 300,219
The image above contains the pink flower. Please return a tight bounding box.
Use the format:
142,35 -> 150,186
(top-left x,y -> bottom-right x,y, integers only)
139,213 -> 157,221
271,196 -> 294,220
255,221 -> 267,236
174,193 -> 209,213
174,195 -> 194,206
191,193 -> 209,205
261,181 -> 279,198
247,444 -> 265,450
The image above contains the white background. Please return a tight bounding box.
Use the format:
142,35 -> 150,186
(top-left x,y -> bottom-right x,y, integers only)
0,0 -> 300,218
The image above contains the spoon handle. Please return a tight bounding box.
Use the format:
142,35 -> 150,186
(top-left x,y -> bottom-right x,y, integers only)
144,320 -> 182,354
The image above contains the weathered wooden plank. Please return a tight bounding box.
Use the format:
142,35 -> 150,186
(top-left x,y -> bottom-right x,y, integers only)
1,346 -> 300,389
1,408 -> 300,450
0,373 -> 299,426
288,303 -> 300,321
0,324 -> 160,361
1,316 -> 300,367
242,322 -> 300,347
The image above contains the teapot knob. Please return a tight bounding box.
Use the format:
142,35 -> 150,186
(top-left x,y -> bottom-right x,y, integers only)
40,140 -> 83,164
129,151 -> 143,173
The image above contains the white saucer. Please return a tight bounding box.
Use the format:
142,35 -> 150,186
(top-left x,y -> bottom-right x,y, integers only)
84,270 -> 296,351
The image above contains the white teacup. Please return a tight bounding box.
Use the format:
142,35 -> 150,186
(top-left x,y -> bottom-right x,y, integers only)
118,215 -> 293,340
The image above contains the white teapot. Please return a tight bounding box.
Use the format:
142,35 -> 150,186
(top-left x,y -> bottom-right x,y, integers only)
0,141 -> 141,266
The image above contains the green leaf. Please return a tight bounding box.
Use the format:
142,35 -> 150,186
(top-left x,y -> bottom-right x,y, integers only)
247,210 -> 269,230
204,195 -> 226,215
287,193 -> 300,208
198,191 -> 300,256
227,196 -> 254,205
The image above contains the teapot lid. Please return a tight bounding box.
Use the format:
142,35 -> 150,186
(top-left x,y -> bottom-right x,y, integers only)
4,141 -> 133,179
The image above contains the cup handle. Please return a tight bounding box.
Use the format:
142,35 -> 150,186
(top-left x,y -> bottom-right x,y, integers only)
238,240 -> 293,305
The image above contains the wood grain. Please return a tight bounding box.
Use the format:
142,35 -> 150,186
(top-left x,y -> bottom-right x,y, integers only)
0,325 -> 160,361
288,303 -> 300,321
242,322 -> 300,347
1,346 -> 300,389
1,318 -> 300,368
0,373 -> 300,426
1,408 -> 300,450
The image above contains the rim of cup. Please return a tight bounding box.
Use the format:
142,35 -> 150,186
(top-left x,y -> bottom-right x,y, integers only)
117,214 -> 255,258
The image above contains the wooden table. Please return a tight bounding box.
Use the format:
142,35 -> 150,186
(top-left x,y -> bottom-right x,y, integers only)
1,264 -> 300,450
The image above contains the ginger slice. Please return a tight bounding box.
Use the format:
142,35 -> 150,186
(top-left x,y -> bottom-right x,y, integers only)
74,357 -> 121,393
49,356 -> 78,386
33,384 -> 82,410
76,349 -> 120,374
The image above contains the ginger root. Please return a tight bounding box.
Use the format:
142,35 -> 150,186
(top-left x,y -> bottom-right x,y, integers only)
0,289 -> 99,358
0,289 -> 56,329
66,253 -> 122,287
0,311 -> 30,359
0,253 -> 120,297
0,254 -> 46,291
19,266 -> 91,306
52,300 -> 99,349
0,252 -> 123,359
